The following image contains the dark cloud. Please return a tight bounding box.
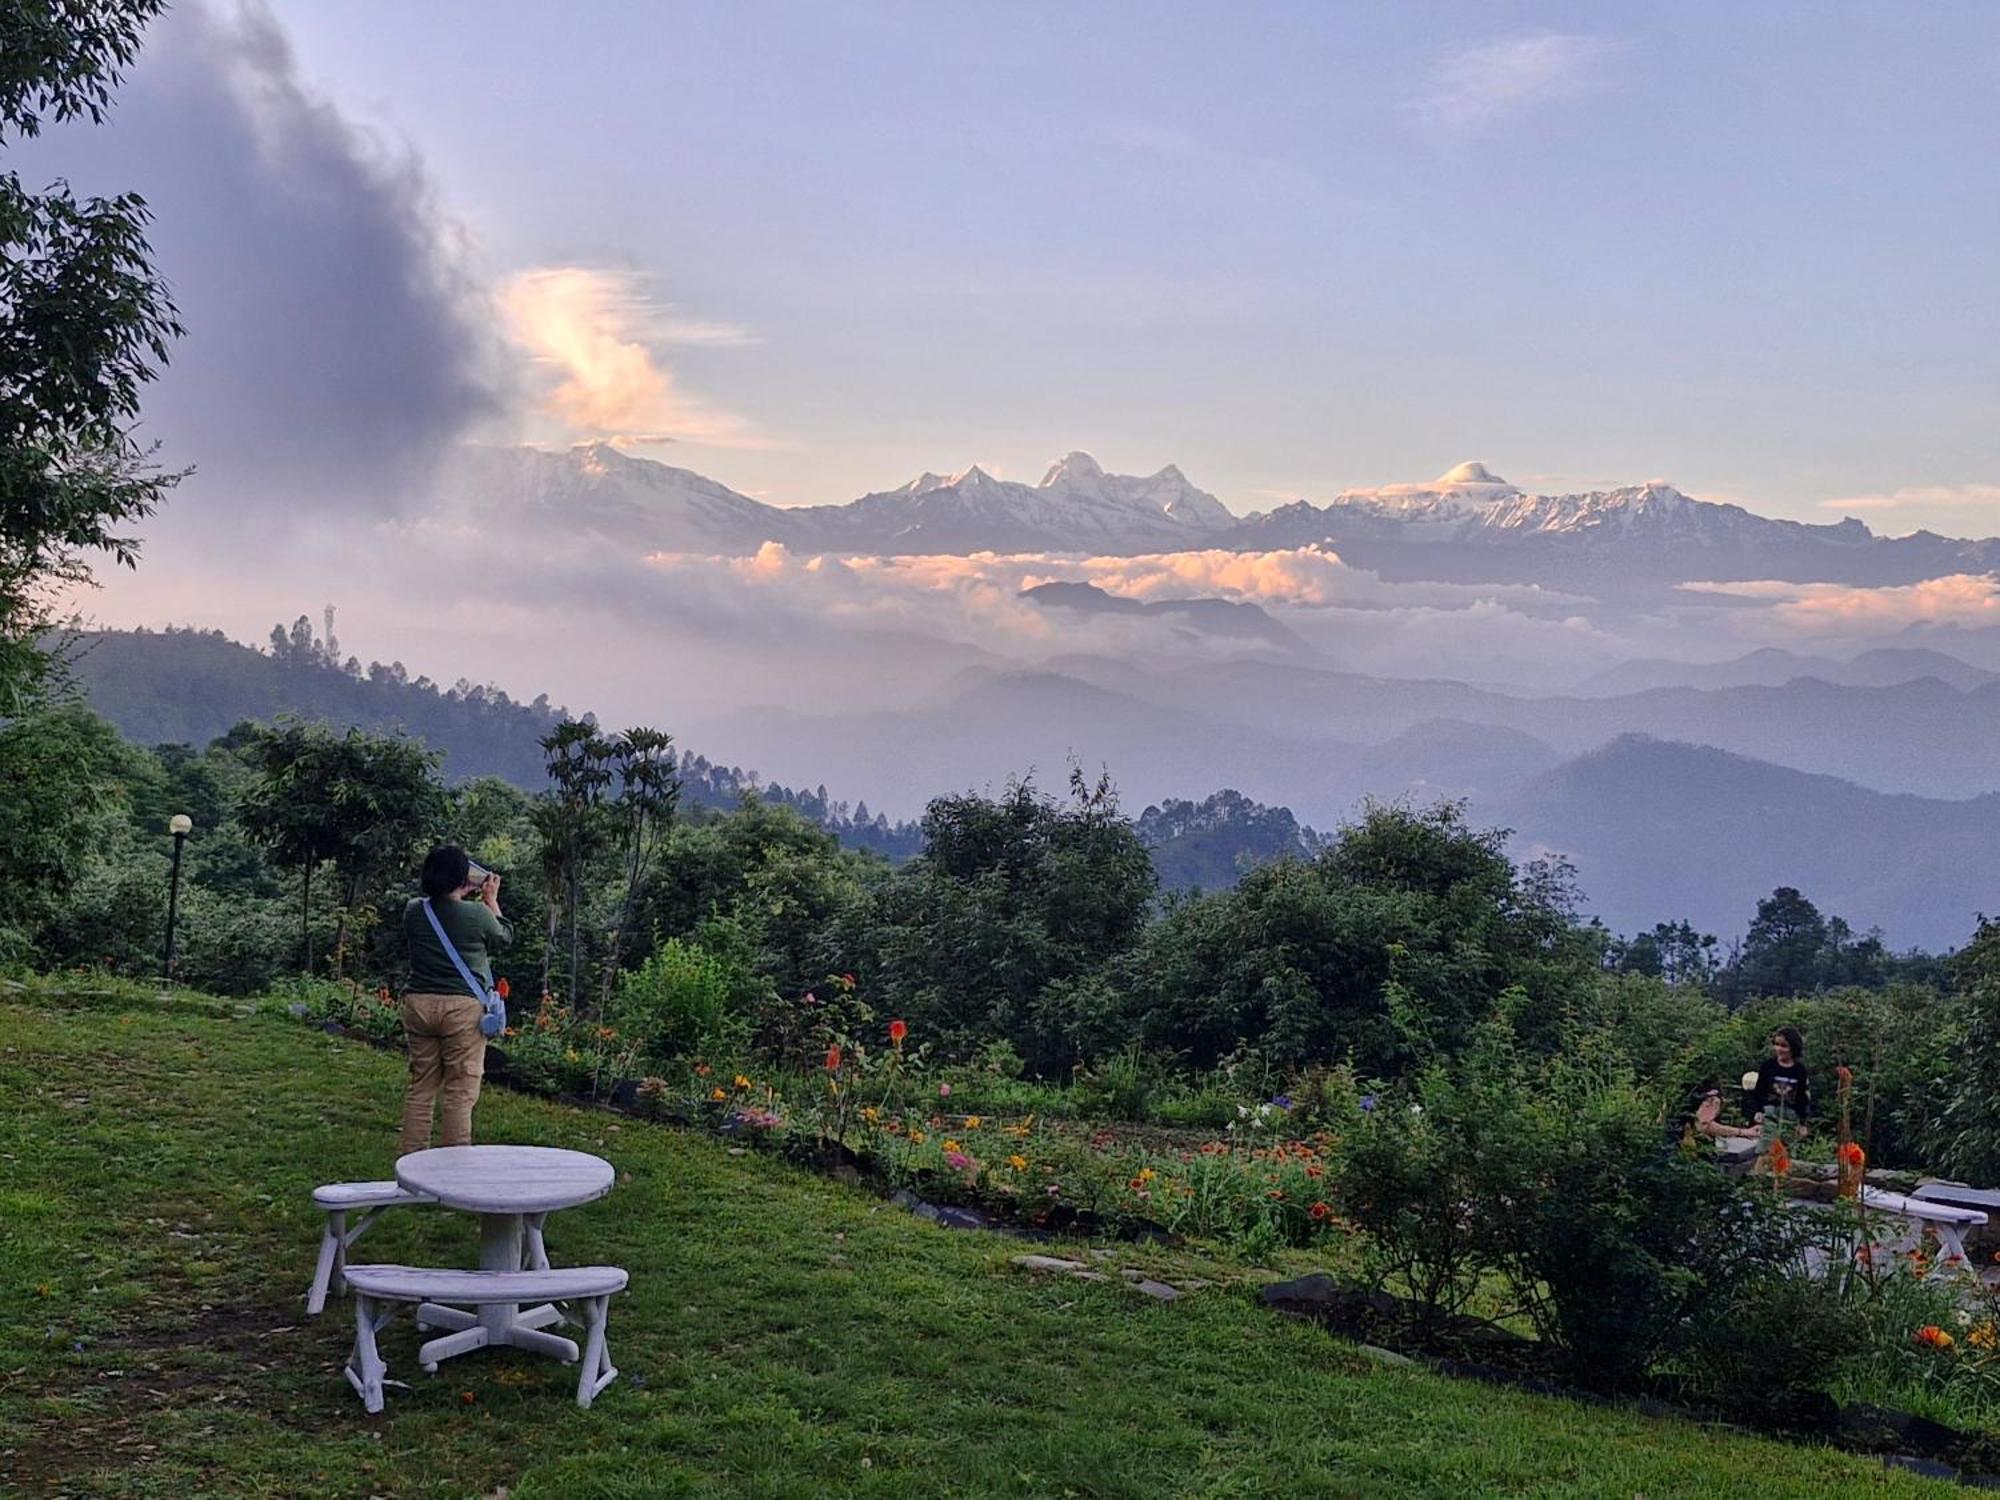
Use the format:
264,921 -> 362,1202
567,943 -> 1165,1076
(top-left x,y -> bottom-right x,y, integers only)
16,0 -> 498,524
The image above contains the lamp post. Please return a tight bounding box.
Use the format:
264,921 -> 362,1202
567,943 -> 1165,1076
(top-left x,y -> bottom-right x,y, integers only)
163,813 -> 192,983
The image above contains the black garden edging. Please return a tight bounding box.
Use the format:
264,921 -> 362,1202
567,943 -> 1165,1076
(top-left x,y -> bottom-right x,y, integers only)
1263,1272 -> 2000,1488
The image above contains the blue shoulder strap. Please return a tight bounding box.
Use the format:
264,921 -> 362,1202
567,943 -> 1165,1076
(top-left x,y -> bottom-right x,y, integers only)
421,897 -> 488,1002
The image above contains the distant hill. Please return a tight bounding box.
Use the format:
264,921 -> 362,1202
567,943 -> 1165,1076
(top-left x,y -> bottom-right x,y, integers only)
1019,581 -> 1310,654
1497,735 -> 2000,951
62,624 -> 924,856
1579,646 -> 1996,696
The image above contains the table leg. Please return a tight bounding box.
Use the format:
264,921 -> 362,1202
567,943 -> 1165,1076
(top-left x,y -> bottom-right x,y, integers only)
477,1212 -> 526,1337
415,1303 -> 478,1332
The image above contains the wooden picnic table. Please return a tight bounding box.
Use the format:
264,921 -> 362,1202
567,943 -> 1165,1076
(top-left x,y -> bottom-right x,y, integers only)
394,1145 -> 615,1369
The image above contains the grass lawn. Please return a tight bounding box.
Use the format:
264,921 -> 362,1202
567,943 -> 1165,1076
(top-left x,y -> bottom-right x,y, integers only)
0,986 -> 1950,1498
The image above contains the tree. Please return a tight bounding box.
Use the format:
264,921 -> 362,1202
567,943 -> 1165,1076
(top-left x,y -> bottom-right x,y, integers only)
1607,920 -> 1719,988
535,718 -> 612,1002
239,721 -> 446,973
0,701 -> 129,960
1,1 -> 184,707
597,727 -> 680,1006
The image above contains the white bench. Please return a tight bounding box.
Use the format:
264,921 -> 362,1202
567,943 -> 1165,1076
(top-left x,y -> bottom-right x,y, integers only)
307,1181 -> 550,1315
1862,1187 -> 1988,1277
341,1263 -> 628,1412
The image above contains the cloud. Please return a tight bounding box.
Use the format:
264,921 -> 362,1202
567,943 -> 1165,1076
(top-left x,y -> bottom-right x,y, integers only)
500,266 -> 762,449
1818,484 -> 2000,534
1411,33 -> 1625,138
17,1 -> 500,522
1682,574 -> 2000,631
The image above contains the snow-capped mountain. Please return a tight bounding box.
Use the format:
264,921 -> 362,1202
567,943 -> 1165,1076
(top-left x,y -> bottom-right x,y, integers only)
1223,463 -> 2000,589
785,450 -> 1235,554
441,444 -> 1236,557
441,446 -> 2000,589
439,442 -> 789,553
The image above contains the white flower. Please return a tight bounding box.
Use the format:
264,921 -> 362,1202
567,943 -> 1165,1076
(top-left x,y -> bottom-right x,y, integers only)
1409,1104 -> 1423,1115
1741,1071 -> 1761,1092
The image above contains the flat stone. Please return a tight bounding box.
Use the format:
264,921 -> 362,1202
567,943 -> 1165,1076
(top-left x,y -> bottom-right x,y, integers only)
1013,1255 -> 1091,1274
1131,1280 -> 1181,1301
1261,1272 -> 1339,1308
1357,1344 -> 1414,1367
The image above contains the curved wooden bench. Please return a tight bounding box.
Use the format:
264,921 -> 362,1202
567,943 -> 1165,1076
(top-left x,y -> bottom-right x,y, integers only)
341,1264 -> 628,1412
308,1182 -> 436,1315
307,1182 -> 552,1315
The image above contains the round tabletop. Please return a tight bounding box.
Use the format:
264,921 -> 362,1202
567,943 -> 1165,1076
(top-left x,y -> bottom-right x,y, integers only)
396,1145 -> 615,1215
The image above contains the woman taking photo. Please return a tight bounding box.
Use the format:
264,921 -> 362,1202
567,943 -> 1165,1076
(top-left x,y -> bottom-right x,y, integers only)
399,844 -> 512,1156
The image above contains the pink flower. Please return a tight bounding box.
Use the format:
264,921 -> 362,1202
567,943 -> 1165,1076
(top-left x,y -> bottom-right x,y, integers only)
945,1151 -> 973,1170
939,1082 -> 952,1098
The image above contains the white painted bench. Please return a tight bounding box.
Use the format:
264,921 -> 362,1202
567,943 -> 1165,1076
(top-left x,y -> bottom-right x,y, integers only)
342,1263 -> 628,1412
307,1180 -> 552,1315
1862,1187 -> 1988,1277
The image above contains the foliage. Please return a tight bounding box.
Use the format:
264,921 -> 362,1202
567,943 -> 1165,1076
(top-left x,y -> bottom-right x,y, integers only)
237,719 -> 447,973
0,702 -> 132,960
607,937 -> 748,1062
0,0 -> 182,707
1136,789 -> 1320,890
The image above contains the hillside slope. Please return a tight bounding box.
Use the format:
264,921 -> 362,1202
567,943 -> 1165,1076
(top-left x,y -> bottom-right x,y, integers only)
0,986 -> 1944,1499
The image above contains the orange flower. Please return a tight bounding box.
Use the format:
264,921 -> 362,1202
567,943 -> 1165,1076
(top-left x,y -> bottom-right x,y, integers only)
710,1087 -> 726,1102
1838,1141 -> 1866,1169
1917,1324 -> 1956,1350
825,1044 -> 843,1072
496,977 -> 511,1000
888,1019 -> 908,1046
1770,1141 -> 1791,1176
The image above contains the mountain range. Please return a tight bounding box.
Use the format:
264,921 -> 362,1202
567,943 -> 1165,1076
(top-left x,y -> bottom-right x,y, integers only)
64,625 -> 2000,950
446,444 -> 2000,592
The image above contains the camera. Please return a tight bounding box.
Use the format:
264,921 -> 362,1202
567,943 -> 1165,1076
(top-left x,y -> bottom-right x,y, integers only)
466,860 -> 500,889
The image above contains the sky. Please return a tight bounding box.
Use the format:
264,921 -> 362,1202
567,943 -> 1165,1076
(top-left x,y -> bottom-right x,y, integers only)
20,0 -> 2000,536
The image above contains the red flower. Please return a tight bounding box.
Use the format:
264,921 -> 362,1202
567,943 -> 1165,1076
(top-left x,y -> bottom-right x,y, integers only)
1838,1141 -> 1866,1169
1836,1064 -> 1854,1084
825,1044 -> 843,1072
888,1019 -> 908,1046
1310,1201 -> 1332,1221
496,977 -> 511,1000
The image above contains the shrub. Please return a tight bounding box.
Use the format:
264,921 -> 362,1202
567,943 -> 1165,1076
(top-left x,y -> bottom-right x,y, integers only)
1472,1056 -> 1820,1390
609,938 -> 750,1063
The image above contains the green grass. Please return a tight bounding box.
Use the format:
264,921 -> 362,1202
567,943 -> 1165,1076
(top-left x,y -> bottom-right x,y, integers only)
0,986 -> 1951,1498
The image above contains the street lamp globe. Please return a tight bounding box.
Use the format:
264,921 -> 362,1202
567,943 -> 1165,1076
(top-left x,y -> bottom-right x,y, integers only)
169,813 -> 193,836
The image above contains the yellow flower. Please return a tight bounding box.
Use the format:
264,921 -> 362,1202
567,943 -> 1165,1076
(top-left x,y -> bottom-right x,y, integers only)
964,1115 -> 983,1129
942,1139 -> 961,1153
564,1049 -> 580,1063
1007,1154 -> 1028,1171
734,1074 -> 751,1090
710,1087 -> 727,1101
1973,1323 -> 1999,1351
909,1130 -> 926,1145
861,1106 -> 880,1123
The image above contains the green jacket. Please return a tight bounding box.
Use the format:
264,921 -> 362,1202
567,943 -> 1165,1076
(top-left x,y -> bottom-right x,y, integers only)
404,896 -> 514,996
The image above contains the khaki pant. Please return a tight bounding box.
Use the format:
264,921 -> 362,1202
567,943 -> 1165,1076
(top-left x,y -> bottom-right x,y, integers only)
399,992 -> 486,1155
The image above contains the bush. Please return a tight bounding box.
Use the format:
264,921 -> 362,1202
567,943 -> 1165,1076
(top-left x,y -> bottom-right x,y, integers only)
1334,1068 -> 1490,1334
609,938 -> 750,1063
1472,1056 -> 1821,1390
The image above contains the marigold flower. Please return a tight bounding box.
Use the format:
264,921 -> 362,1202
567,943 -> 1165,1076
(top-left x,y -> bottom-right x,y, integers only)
964,1115 -> 983,1129
909,1130 -> 925,1145
1838,1141 -> 1866,1168
861,1106 -> 880,1124
710,1087 -> 726,1101
1917,1324 -> 1956,1350
826,1044 -> 843,1072
888,1018 -> 908,1045
942,1140 -> 961,1153
1008,1154 -> 1028,1171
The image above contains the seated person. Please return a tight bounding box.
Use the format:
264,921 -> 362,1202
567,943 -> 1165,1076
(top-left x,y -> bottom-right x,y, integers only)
1673,1078 -> 1760,1151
